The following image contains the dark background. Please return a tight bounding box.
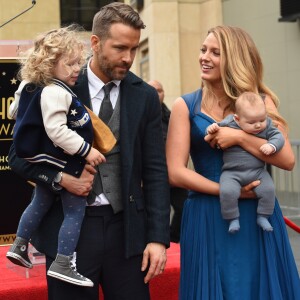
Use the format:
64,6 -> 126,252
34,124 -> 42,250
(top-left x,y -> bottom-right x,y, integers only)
0,59 -> 33,244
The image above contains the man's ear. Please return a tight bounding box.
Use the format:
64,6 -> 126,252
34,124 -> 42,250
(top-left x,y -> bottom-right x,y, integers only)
91,35 -> 100,52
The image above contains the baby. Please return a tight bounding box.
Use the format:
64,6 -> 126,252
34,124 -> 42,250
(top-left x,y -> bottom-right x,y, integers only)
206,92 -> 284,233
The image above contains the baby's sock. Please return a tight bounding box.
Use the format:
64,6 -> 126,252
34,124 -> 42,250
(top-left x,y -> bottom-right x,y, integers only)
257,215 -> 273,231
228,218 -> 240,234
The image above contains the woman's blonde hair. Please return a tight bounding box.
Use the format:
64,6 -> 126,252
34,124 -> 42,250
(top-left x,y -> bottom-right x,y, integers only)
204,25 -> 286,128
18,24 -> 87,86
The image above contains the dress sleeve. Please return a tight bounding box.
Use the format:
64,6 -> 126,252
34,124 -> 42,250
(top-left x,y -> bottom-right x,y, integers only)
182,89 -> 202,116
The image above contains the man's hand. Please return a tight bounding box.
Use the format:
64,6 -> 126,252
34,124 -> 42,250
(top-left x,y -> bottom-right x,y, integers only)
60,164 -> 96,196
141,242 -> 167,283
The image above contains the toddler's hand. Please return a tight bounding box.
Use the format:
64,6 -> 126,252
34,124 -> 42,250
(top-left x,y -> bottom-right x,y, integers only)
86,147 -> 106,166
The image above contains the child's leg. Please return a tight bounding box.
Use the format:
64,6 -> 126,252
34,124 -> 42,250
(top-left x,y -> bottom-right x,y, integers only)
47,191 -> 93,287
17,185 -> 56,240
254,171 -> 275,232
220,173 -> 241,220
220,172 -> 241,233
58,190 -> 86,256
7,185 -> 55,268
255,171 -> 275,216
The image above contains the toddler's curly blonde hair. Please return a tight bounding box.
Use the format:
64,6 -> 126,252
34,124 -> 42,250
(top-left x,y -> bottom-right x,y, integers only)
18,24 -> 88,86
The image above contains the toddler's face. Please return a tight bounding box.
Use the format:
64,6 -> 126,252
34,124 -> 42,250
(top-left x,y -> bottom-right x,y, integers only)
53,51 -> 82,86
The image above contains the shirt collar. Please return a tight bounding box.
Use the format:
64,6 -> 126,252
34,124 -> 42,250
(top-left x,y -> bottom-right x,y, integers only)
87,58 -> 121,99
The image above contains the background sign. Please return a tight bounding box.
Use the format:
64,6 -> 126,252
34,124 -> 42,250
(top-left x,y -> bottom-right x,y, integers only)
0,59 -> 33,245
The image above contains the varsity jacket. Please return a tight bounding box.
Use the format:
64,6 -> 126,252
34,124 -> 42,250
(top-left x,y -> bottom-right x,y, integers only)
12,79 -> 93,177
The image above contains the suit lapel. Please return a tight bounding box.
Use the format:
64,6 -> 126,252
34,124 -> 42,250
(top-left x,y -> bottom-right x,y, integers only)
72,68 -> 91,108
119,73 -> 144,176
120,74 -> 143,140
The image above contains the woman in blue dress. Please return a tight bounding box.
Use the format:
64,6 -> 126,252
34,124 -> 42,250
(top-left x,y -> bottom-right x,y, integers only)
166,25 -> 300,300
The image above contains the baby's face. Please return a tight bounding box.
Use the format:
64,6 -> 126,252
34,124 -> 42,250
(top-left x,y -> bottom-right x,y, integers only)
235,107 -> 267,135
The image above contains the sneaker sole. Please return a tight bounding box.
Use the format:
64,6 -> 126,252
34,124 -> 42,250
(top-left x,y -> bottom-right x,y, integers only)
6,252 -> 33,269
47,270 -> 94,287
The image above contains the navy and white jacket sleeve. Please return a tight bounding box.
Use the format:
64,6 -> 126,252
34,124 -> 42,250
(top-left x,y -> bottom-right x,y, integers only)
41,84 -> 91,157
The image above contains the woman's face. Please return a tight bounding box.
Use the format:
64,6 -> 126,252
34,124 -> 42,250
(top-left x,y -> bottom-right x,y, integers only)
199,33 -> 222,84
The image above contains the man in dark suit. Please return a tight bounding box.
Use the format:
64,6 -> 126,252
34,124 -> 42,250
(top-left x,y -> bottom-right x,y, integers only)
8,3 -> 170,300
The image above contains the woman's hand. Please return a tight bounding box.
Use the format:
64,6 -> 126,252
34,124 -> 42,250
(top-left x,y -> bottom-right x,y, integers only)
204,127 -> 242,150
240,180 -> 260,199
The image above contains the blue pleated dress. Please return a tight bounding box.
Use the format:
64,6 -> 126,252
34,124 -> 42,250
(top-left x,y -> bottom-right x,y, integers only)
179,89 -> 300,300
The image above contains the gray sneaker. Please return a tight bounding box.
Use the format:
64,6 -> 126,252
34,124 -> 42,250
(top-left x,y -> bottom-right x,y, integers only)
47,253 -> 94,287
6,237 -> 33,268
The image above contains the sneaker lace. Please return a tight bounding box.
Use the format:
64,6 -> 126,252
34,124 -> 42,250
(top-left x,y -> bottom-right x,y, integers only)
70,253 -> 77,271
70,252 -> 87,280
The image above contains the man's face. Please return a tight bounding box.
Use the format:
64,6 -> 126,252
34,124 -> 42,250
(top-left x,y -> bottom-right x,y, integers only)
148,81 -> 165,104
90,23 -> 141,83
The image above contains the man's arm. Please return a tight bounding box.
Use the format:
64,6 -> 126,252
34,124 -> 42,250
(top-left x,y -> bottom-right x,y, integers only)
8,142 -> 95,195
60,165 -> 95,196
140,87 -> 170,282
8,142 -> 57,187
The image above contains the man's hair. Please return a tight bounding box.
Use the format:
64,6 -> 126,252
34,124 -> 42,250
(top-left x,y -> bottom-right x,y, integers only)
92,2 -> 145,40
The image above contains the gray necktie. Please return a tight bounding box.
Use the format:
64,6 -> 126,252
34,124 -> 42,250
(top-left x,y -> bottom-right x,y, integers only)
87,82 -> 115,205
99,82 -> 115,124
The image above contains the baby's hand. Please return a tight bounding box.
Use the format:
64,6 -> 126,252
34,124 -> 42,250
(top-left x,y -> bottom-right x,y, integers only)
260,143 -> 275,155
86,147 -> 106,166
206,123 -> 220,134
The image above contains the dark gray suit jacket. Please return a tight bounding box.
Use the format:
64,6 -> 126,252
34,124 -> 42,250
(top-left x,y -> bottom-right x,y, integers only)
8,69 -> 170,258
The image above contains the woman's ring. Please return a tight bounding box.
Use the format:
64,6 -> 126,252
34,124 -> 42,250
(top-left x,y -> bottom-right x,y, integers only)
216,144 -> 221,150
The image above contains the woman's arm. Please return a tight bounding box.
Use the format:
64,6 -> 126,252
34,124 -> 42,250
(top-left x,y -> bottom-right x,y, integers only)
205,95 -> 295,171
167,98 -> 259,198
166,98 -> 219,195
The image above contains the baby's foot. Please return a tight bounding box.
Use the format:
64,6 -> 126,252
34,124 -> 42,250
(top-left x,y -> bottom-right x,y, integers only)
257,215 -> 273,232
228,219 -> 240,234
